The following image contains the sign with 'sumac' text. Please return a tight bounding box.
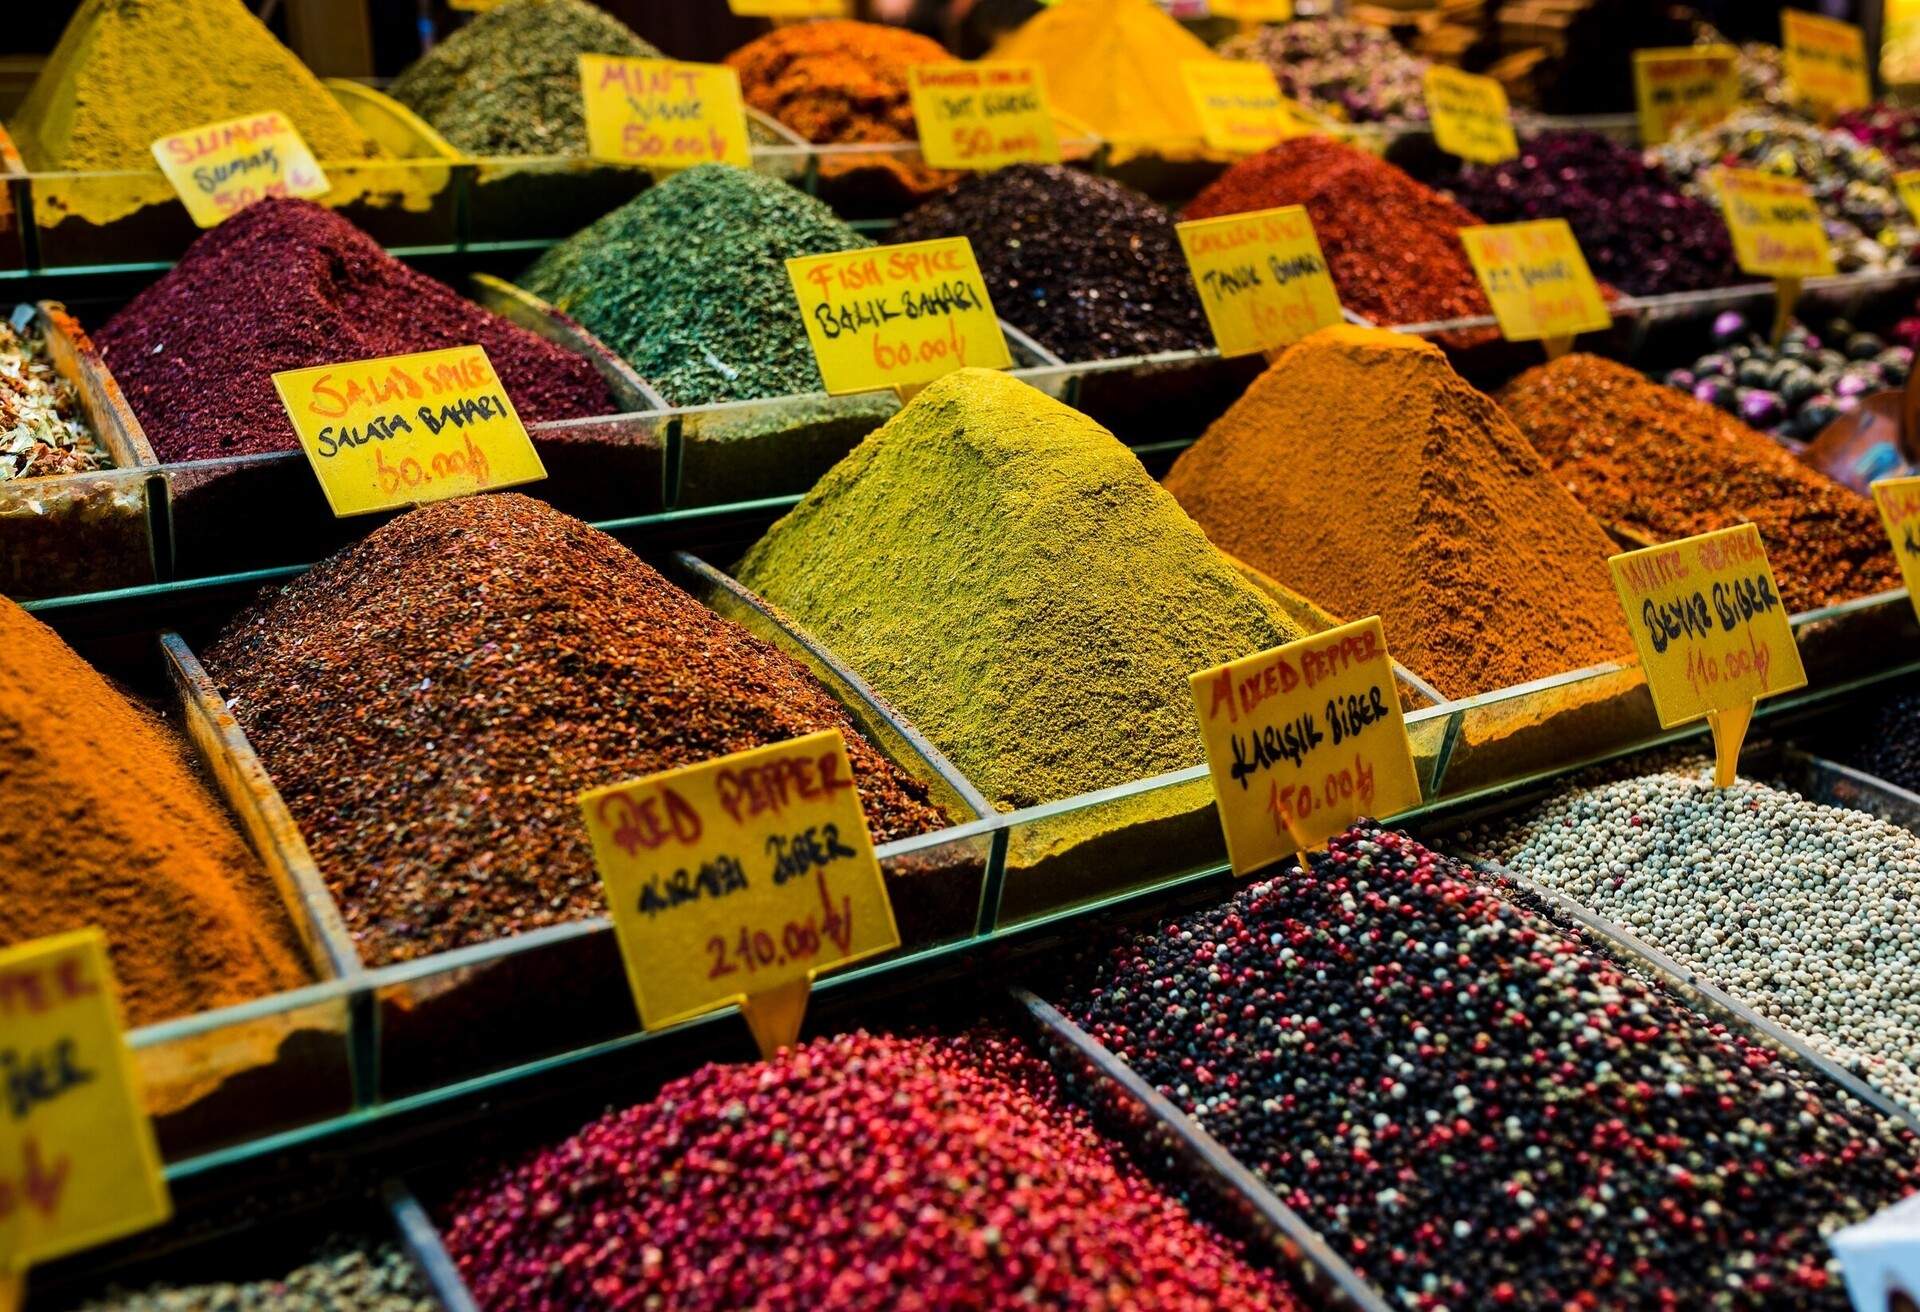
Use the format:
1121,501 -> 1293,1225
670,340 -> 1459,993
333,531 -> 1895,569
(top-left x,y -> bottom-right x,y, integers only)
1609,524 -> 1807,729
1423,66 -> 1518,165
1459,219 -> 1611,343
1781,10 -> 1871,114
579,55 -> 752,170
908,63 -> 1060,170
1714,168 -> 1837,280
578,730 -> 900,1031
1191,617 -> 1423,874
151,111 -> 329,228
0,930 -> 169,1273
1176,205 -> 1343,357
1182,61 -> 1303,155
786,238 -> 1011,394
1633,46 -> 1740,146
271,346 -> 548,518
1872,477 -> 1920,625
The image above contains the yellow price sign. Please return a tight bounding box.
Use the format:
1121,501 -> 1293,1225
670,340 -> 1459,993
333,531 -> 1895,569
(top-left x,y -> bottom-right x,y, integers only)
1182,61 -> 1304,155
150,111 -> 330,229
727,0 -> 850,14
579,55 -> 752,170
1633,46 -> 1741,146
1176,205 -> 1343,357
1459,219 -> 1611,348
1190,617 -> 1423,875
0,930 -> 170,1277
1715,168 -> 1837,280
1210,0 -> 1294,18
1782,10 -> 1871,114
907,63 -> 1061,171
578,730 -> 900,1057
1609,524 -> 1806,785
786,238 -> 1011,395
1872,477 -> 1920,624
271,345 -> 548,518
1897,171 -> 1920,225
1423,66 -> 1518,165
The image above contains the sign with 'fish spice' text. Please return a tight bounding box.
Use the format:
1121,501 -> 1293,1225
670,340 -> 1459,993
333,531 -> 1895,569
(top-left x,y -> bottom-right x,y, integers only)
1190,617 -> 1423,875
0,930 -> 169,1276
1182,61 -> 1303,155
1871,477 -> 1920,625
150,111 -> 329,228
578,730 -> 899,1054
1715,168 -> 1837,280
578,55 -> 752,170
1176,205 -> 1343,357
908,63 -> 1060,171
272,346 -> 548,518
1781,11 -> 1871,115
1423,66 -> 1518,165
786,238 -> 1011,395
1632,46 -> 1740,146
1459,219 -> 1611,345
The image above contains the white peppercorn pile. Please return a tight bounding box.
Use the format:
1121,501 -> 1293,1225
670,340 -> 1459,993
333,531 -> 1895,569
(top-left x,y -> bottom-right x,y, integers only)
72,1240 -> 434,1312
1465,763 -> 1920,1119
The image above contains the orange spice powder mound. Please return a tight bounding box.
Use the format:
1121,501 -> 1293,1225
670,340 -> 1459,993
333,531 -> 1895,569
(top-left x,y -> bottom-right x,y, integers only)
1164,326 -> 1632,700
0,598 -> 309,1026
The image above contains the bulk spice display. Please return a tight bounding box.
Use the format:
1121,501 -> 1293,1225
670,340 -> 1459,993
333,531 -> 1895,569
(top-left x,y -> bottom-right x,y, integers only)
75,1242 -> 434,1312
1811,683 -> 1920,792
1214,19 -> 1429,125
0,313 -> 106,480
1837,105 -> 1920,170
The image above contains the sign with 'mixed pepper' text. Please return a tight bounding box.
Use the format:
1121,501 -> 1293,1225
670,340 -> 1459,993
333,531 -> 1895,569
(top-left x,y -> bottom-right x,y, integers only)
151,111 -> 330,228
908,63 -> 1060,171
578,55 -> 752,170
1715,168 -> 1837,280
1423,66 -> 1518,165
1191,617 -> 1423,875
1176,205 -> 1343,357
271,345 -> 548,518
1459,219 -> 1611,345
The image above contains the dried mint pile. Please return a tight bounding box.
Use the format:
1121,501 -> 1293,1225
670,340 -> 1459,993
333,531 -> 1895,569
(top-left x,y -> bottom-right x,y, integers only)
894,164 -> 1208,362
521,166 -> 868,405
204,494 -> 947,965
1063,821 -> 1920,1310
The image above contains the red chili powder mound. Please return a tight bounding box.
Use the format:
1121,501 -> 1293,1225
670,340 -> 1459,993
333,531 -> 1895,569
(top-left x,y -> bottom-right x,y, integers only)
0,597 -> 309,1026
1184,136 -> 1494,335
441,1029 -> 1305,1311
96,198 -> 615,463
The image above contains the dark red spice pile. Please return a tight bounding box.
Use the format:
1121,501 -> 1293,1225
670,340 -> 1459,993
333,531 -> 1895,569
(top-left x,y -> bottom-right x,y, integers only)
1063,822 -> 1920,1310
440,1030 -> 1304,1311
204,494 -> 948,965
96,198 -> 613,462
1184,137 -> 1493,336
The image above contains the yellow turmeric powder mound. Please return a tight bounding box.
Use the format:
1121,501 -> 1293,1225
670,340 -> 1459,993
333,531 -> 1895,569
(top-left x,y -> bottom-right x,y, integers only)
1165,326 -> 1632,700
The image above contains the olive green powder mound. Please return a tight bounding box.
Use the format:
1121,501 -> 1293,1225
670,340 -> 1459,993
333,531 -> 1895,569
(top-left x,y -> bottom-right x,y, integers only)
736,369 -> 1312,887
520,165 -> 868,405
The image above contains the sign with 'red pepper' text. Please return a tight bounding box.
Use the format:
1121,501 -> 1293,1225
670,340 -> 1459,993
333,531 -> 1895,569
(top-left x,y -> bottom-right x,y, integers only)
1176,205 -> 1343,357
907,63 -> 1060,171
1715,168 -> 1837,280
272,345 -> 548,518
1459,219 -> 1611,345
1190,617 -> 1423,875
151,111 -> 330,228
579,55 -> 752,170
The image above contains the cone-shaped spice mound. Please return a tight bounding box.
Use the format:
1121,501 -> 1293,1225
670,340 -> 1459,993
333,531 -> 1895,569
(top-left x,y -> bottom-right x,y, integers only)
0,597 -> 308,1025
1063,821 -> 1920,1310
1165,326 -> 1629,698
441,1030 -> 1305,1311
204,494 -> 948,966
1498,352 -> 1900,612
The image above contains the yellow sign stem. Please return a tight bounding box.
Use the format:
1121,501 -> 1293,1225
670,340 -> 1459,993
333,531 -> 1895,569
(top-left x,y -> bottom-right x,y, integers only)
894,381 -> 929,406
1544,333 -> 1575,361
1707,699 -> 1754,788
740,976 -> 811,1060
1772,277 -> 1803,346
2,1268 -> 24,1312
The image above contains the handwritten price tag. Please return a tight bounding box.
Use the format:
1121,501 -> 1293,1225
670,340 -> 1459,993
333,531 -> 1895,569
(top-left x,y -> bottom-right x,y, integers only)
1898,172 -> 1920,226
908,63 -> 1060,171
579,730 -> 900,1044
1176,205 -> 1343,357
271,345 -> 548,518
1872,477 -> 1920,624
1782,11 -> 1871,114
1459,219 -> 1610,345
786,238 -> 1011,395
1715,168 -> 1837,279
0,930 -> 169,1275
727,0 -> 849,14
1191,617 -> 1423,874
579,55 -> 751,170
1182,61 -> 1303,155
1423,66 -> 1518,165
1633,46 -> 1740,146
1210,0 -> 1294,18
151,111 -> 329,229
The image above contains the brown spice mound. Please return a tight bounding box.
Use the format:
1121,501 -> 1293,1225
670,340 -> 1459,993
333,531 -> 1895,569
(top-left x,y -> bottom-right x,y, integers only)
1164,326 -> 1631,698
1499,353 -> 1901,613
0,598 -> 309,1026
204,494 -> 948,966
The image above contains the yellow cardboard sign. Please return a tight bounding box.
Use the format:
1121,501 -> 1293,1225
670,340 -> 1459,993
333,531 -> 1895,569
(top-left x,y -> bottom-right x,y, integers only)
1782,11 -> 1871,113
578,730 -> 900,1032
579,55 -> 752,170
1715,168 -> 1837,279
150,111 -> 330,228
1176,205 -> 1344,357
1209,0 -> 1294,18
271,346 -> 548,518
908,63 -> 1061,170
1459,219 -> 1611,344
726,0 -> 849,14
1423,66 -> 1518,165
1608,524 -> 1807,730
0,930 -> 169,1273
1633,46 -> 1741,145
1872,477 -> 1920,622
1898,171 -> 1920,226
786,238 -> 1011,395
1182,61 -> 1304,155
1190,617 -> 1423,875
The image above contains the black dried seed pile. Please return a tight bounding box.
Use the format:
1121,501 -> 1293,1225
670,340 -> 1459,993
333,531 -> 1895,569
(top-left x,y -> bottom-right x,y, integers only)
1062,821 -> 1920,1311
893,164 -> 1209,362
